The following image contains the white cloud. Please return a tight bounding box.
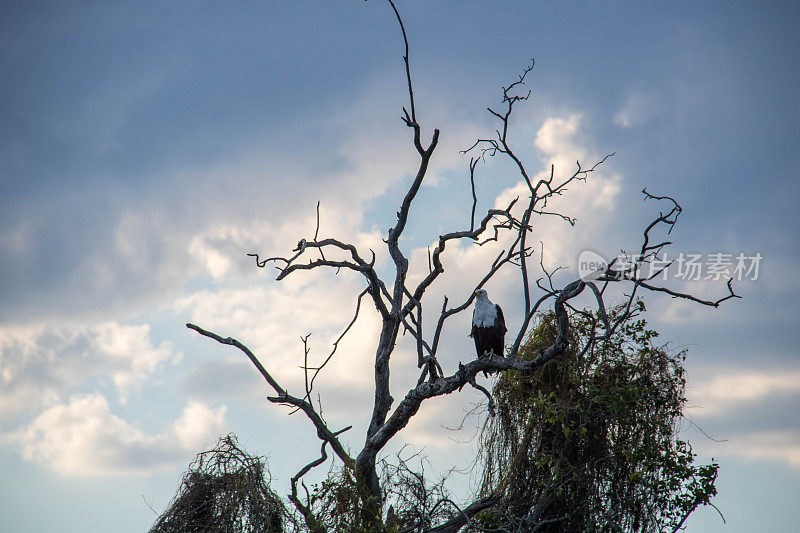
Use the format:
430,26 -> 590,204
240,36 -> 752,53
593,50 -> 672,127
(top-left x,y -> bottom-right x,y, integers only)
91,321 -> 178,402
0,88 -> 478,471
0,320 -> 178,421
685,370 -> 800,470
188,232 -> 235,279
420,113 -> 623,300
613,92 -> 658,129
690,429 -> 800,471
687,371 -> 800,417
533,114 -> 622,210
1,78 -> 448,322
1,105 -> 631,484
724,431 -> 800,468
2,394 -> 226,476
534,114 -> 585,162
176,274 -> 383,393
490,114 -> 623,271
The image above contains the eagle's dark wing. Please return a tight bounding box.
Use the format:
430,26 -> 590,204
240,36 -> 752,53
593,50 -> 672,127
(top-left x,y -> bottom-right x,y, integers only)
471,324 -> 488,356
495,304 -> 507,334
492,304 -> 506,358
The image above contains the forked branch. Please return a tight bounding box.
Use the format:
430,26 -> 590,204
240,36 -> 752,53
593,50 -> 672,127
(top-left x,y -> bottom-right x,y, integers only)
185,323 -> 354,471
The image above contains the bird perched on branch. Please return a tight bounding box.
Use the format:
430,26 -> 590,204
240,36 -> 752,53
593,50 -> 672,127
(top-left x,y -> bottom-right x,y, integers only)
471,289 -> 507,377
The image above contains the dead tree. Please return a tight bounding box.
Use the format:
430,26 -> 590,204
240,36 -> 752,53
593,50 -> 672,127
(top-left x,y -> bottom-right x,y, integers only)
184,2 -> 738,531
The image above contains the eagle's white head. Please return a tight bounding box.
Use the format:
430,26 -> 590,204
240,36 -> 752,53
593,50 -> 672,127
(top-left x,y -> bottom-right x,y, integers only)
472,289 -> 497,326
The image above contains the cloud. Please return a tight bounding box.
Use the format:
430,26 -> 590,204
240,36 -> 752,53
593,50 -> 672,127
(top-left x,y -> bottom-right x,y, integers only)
0,68 -> 477,325
176,271 -> 384,393
0,198 -> 200,323
490,114 -> 622,272
721,431 -> 800,468
2,393 -> 227,476
689,427 -> 800,471
687,371 -> 800,417
0,74 -> 490,480
534,114 -> 585,163
613,92 -> 658,129
0,321 -> 178,422
92,321 -> 179,401
180,357 -> 264,401
533,114 -> 622,210
402,112 -> 623,321
685,369 -> 800,469
0,105 -> 631,483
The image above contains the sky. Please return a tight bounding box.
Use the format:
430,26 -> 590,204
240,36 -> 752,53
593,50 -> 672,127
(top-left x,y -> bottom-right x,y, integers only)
1,0 -> 799,531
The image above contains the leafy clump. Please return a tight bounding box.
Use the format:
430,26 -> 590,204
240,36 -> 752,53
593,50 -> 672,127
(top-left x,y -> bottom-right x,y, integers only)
304,465 -> 374,532
477,304 -> 718,532
300,455 -> 457,532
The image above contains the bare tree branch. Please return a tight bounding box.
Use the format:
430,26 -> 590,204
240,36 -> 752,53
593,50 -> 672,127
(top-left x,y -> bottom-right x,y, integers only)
300,288 -> 370,408
185,323 -> 354,470
288,425 -> 353,533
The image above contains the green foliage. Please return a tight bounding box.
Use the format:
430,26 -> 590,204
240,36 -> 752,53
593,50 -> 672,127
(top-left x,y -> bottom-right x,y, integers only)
477,305 -> 718,532
301,454 -> 458,532
306,466 -> 377,532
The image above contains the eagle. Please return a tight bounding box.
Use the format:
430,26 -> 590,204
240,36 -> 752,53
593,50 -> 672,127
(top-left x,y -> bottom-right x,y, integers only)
470,289 -> 507,376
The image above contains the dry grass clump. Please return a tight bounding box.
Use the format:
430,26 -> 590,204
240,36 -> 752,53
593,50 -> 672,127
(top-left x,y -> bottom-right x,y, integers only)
150,434 -> 289,533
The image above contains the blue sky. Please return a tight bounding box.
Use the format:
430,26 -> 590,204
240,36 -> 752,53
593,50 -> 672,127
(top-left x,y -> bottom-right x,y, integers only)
1,1 -> 798,531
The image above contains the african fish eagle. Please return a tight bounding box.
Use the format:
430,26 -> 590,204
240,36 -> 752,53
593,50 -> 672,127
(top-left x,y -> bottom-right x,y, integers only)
470,289 -> 507,376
